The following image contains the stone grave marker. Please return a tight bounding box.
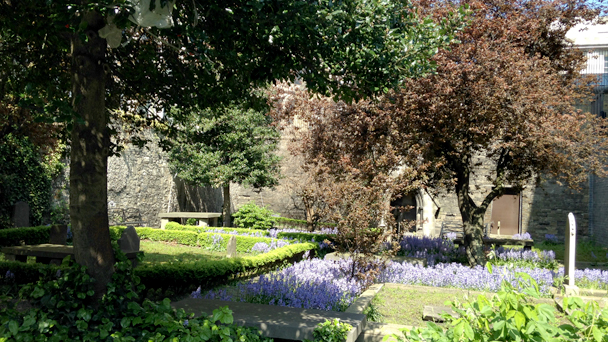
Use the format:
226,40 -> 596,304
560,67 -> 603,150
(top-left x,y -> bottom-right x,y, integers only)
118,226 -> 141,267
118,226 -> 140,253
227,236 -> 237,258
49,224 -> 68,245
12,201 -> 29,228
563,213 -> 579,296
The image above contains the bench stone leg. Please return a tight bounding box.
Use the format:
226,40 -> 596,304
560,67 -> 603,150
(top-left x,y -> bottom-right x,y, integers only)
197,219 -> 209,227
161,219 -> 169,230
4,254 -> 27,262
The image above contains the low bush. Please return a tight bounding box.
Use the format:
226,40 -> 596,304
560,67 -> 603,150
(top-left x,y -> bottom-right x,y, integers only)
165,223 -> 270,237
277,231 -> 334,243
0,226 -> 51,247
394,269 -> 608,342
136,242 -> 316,294
0,250 -> 271,342
232,202 -> 276,230
305,319 -> 353,342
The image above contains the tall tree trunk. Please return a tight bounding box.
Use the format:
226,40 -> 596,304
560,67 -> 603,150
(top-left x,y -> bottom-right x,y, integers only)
454,165 -> 487,267
306,206 -> 315,232
460,207 -> 486,266
222,185 -> 231,227
69,10 -> 114,297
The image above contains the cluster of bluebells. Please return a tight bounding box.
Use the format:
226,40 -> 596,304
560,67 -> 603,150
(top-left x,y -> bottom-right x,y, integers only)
206,228 -> 267,238
378,262 -> 556,294
544,234 -> 560,244
512,232 -> 532,240
192,258 -> 363,311
4,270 -> 15,281
397,235 -> 466,266
490,247 -> 557,269
250,239 -> 291,254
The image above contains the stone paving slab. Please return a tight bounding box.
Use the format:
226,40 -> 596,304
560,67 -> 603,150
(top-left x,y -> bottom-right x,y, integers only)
172,298 -> 367,342
356,322 -> 409,342
422,305 -> 457,323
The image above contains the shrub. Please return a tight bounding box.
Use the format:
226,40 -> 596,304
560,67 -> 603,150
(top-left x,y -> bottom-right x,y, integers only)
0,251 -> 271,342
305,319 -> 353,342
232,202 -> 276,230
0,225 -> 51,247
393,269 -> 608,342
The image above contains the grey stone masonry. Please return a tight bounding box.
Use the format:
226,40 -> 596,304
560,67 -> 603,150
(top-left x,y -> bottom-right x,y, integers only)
49,224 -> 68,245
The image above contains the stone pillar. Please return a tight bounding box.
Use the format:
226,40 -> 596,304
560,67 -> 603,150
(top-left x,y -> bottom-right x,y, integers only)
563,212 -> 579,296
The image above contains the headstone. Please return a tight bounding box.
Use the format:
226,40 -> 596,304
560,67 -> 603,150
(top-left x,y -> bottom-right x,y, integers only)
563,213 -> 579,296
118,226 -> 140,253
49,224 -> 68,245
226,236 -> 237,258
12,201 -> 29,228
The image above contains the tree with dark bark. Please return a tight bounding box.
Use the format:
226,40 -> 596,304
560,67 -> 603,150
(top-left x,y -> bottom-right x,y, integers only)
166,104 -> 281,227
1,0 -> 461,295
273,0 -> 608,267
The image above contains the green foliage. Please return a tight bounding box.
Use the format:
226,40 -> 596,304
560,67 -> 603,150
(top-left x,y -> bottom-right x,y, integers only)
0,135 -> 53,228
305,319 -> 353,342
0,225 -> 51,247
185,218 -> 197,226
232,202 -> 277,230
277,232 -> 333,243
275,217 -> 337,229
164,223 -> 270,237
134,243 -> 316,294
168,105 -> 282,190
0,252 -> 271,342
389,265 -> 608,342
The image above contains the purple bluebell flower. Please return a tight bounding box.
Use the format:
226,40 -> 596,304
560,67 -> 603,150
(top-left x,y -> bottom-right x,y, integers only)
4,270 -> 15,280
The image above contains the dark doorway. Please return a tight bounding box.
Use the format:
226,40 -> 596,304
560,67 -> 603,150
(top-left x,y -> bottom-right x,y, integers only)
391,193 -> 417,233
490,189 -> 521,236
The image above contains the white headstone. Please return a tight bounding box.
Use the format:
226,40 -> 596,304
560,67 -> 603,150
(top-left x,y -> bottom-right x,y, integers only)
226,236 -> 237,258
563,213 -> 579,296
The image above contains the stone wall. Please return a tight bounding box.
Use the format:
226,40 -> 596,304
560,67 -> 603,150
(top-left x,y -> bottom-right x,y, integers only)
590,174 -> 608,246
107,131 -> 223,228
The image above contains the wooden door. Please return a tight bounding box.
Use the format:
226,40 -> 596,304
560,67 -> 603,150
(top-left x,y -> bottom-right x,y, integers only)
490,193 -> 520,236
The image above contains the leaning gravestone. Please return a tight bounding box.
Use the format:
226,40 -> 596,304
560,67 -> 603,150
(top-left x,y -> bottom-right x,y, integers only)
12,201 -> 29,228
563,213 -> 579,296
226,236 -> 237,258
49,224 -> 68,245
118,226 -> 140,253
118,226 -> 141,267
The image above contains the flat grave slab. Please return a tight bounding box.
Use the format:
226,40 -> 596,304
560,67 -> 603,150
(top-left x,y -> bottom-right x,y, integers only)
172,298 -> 366,342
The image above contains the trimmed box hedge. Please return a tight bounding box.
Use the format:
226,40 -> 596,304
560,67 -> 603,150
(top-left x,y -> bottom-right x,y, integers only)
0,226 -> 51,247
164,223 -> 270,237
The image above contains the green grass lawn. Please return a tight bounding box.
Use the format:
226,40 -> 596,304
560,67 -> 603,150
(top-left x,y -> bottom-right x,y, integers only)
533,240 -> 608,264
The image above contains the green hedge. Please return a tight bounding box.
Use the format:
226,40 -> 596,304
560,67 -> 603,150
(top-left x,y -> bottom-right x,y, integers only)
274,217 -> 337,229
164,223 -> 270,237
277,231 -> 333,243
0,226 -> 51,247
135,242 -> 316,293
0,225 -> 318,293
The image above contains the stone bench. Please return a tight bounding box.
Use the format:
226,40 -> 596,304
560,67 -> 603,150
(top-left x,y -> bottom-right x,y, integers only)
1,226 -> 141,267
452,235 -> 534,251
158,212 -> 221,229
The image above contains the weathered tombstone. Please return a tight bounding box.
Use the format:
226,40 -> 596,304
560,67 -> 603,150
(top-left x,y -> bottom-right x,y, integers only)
118,226 -> 140,267
563,213 -> 579,296
226,235 -> 237,258
49,224 -> 68,245
12,201 -> 30,228
118,226 -> 140,253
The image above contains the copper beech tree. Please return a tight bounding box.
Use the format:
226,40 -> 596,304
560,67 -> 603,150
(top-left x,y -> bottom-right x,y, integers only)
273,0 -> 608,266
